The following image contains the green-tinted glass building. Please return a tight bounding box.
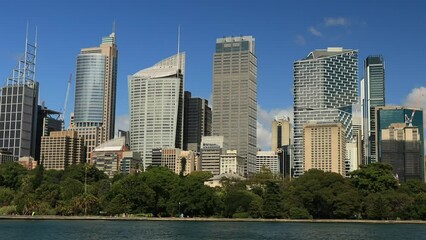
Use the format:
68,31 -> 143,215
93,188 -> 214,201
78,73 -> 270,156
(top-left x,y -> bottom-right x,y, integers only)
362,56 -> 385,164
375,106 -> 424,181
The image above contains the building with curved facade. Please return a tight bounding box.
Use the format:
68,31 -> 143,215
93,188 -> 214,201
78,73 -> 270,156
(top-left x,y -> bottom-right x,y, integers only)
128,53 -> 185,169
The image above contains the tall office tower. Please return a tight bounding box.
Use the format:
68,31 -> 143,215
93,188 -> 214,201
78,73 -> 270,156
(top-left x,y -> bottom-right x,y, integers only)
293,47 -> 358,177
362,56 -> 385,164
375,106 -> 424,180
381,123 -> 422,182
212,36 -> 257,176
74,30 -> 118,162
35,105 -> 63,161
129,53 -> 185,170
183,91 -> 212,152
41,130 -> 85,170
304,122 -> 346,177
0,32 -> 39,159
271,117 -> 292,177
200,136 -> 226,175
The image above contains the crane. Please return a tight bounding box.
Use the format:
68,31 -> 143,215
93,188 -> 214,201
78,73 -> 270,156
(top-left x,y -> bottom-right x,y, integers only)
405,89 -> 424,127
60,73 -> 72,130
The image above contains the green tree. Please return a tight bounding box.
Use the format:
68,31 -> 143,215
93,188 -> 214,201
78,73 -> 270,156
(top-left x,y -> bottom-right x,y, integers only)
141,167 -> 179,216
168,177 -> 220,217
0,187 -> 15,206
107,174 -> 155,214
350,163 -> 398,194
0,162 -> 27,189
262,181 -> 284,218
222,190 -> 259,218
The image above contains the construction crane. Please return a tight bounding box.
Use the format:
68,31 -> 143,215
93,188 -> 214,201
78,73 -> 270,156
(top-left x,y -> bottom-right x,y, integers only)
405,89 -> 424,127
60,73 -> 72,130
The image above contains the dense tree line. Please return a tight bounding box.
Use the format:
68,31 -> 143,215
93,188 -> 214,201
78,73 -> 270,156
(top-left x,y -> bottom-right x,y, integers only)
0,162 -> 425,220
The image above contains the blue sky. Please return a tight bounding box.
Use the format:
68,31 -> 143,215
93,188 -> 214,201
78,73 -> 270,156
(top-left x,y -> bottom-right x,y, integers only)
0,0 -> 425,150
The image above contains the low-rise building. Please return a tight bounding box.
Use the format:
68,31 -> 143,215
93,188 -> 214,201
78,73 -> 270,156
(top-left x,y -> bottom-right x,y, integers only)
18,156 -> 37,170
220,150 -> 244,176
41,130 -> 85,170
0,149 -> 16,164
91,137 -> 132,178
256,151 -> 279,173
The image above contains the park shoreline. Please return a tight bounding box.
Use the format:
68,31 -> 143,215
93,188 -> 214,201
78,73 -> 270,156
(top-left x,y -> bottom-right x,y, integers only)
0,215 -> 425,224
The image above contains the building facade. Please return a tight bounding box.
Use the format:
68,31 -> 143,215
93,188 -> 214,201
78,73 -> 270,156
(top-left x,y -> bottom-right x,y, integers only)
271,117 -> 292,177
183,91 -> 212,152
200,136 -> 226,175
293,47 -> 358,176
220,150 -> 245,176
362,56 -> 385,164
91,137 -> 141,177
0,36 -> 39,159
381,123 -> 422,182
74,31 -> 118,162
212,36 -> 257,176
256,151 -> 279,174
0,149 -> 16,164
129,53 -> 185,170
41,130 -> 85,170
35,105 -> 63,161
304,122 -> 346,176
375,106 -> 424,181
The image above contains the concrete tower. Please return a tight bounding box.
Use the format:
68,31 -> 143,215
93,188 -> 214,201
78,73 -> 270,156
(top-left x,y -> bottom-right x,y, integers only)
212,36 -> 257,176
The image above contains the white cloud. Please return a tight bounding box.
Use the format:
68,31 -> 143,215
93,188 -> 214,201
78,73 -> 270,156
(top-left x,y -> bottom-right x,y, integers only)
324,17 -> 349,27
257,105 -> 293,151
403,87 -> 426,149
308,27 -> 322,37
294,35 -> 306,46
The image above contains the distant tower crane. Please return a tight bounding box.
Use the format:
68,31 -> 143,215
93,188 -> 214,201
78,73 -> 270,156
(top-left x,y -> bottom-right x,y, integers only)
60,73 -> 72,130
405,89 -> 424,127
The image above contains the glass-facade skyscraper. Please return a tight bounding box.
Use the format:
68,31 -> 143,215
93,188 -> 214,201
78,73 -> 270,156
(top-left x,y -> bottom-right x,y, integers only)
362,56 -> 385,164
74,31 -> 118,162
212,36 -> 257,176
128,53 -> 185,170
183,91 -> 212,152
293,47 -> 358,177
375,106 -> 424,181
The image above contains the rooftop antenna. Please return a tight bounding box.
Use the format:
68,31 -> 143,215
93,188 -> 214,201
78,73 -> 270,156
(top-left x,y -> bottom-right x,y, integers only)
177,24 -> 180,72
112,19 -> 116,34
34,25 -> 38,81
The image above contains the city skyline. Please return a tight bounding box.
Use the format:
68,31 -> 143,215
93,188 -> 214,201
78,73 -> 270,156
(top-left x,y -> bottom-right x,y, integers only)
0,0 -> 425,151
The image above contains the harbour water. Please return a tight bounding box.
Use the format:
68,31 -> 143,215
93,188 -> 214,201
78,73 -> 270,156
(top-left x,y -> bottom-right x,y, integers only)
0,220 -> 425,239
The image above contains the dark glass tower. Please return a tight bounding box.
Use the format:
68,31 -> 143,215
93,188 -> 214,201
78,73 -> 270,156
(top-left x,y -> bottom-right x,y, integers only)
362,56 -> 385,164
183,91 -> 212,152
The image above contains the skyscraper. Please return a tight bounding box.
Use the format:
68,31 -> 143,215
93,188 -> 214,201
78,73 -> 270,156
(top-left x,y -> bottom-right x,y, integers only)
212,36 -> 257,176
0,31 -> 39,159
183,91 -> 212,152
293,47 -> 358,177
74,30 -> 118,162
129,53 -> 185,170
362,56 -> 385,164
381,123 -> 422,182
375,106 -> 424,181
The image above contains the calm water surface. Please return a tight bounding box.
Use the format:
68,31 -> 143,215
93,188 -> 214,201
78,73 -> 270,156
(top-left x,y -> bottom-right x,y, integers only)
0,220 -> 425,240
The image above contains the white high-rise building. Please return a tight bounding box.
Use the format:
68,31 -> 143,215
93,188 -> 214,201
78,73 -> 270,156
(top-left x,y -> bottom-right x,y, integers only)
293,47 -> 358,177
128,53 -> 185,169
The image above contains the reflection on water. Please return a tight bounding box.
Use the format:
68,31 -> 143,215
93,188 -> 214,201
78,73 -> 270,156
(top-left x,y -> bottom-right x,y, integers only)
0,220 -> 425,240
